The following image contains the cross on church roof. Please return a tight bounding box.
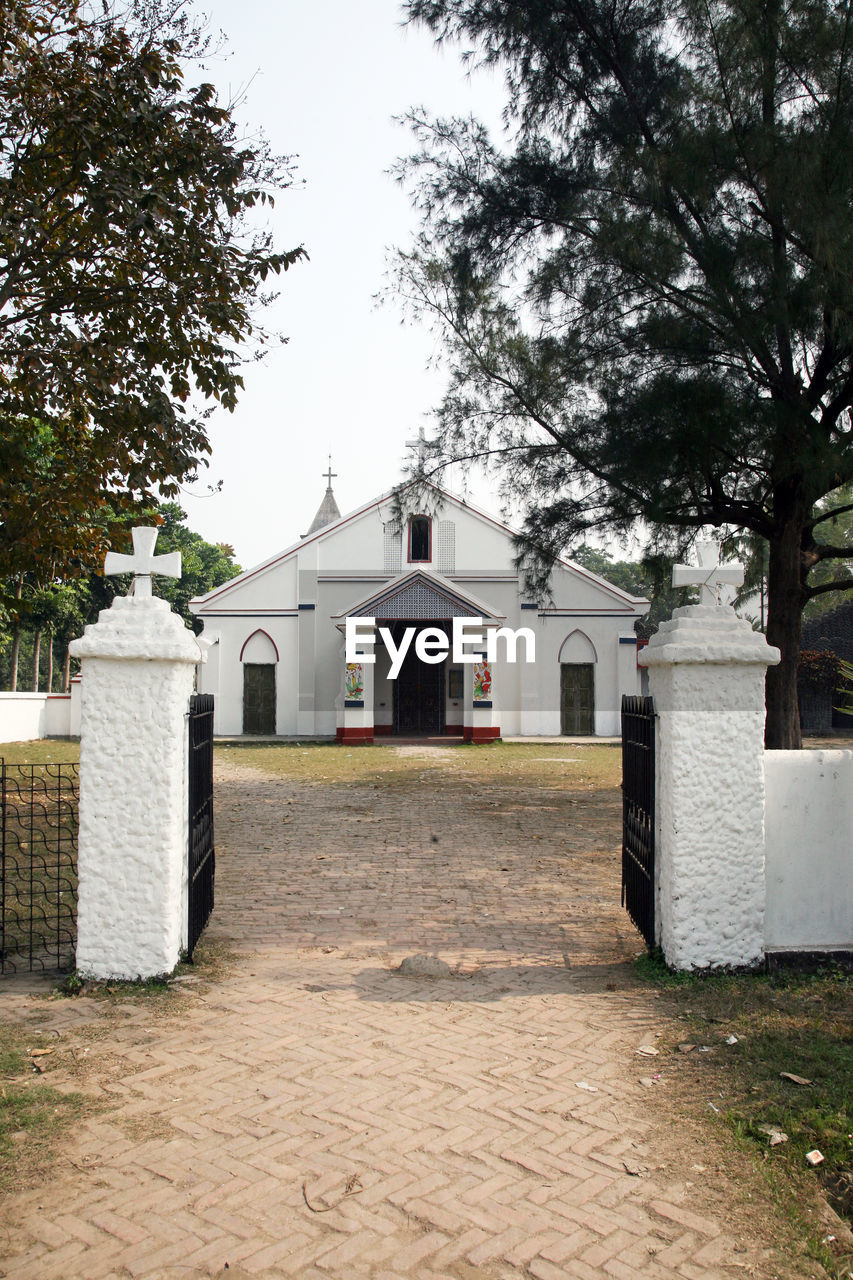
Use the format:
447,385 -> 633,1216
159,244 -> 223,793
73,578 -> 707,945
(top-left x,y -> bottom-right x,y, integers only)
406,426 -> 431,470
103,527 -> 182,600
672,540 -> 744,605
323,456 -> 337,489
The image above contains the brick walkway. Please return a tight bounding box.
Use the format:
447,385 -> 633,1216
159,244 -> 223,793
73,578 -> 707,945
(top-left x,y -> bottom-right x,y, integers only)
0,753 -> 799,1279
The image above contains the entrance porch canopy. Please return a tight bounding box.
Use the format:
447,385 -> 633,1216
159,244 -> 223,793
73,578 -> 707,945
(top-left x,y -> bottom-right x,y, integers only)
333,569 -> 506,626
333,570 -> 505,744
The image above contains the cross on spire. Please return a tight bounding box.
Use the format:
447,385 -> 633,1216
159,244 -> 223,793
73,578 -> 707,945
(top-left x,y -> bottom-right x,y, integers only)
103,527 -> 182,600
672,540 -> 744,605
323,456 -> 337,490
405,426 -> 431,470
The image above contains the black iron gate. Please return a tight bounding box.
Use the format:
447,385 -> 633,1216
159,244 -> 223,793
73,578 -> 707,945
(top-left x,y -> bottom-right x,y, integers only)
621,695 -> 656,950
187,693 -> 215,959
0,760 -> 79,974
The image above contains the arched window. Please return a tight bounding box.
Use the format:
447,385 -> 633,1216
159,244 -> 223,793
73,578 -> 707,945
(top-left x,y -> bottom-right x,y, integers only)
408,515 -> 431,562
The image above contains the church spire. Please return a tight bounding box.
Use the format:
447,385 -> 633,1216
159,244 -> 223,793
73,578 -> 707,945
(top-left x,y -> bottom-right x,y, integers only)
304,456 -> 342,535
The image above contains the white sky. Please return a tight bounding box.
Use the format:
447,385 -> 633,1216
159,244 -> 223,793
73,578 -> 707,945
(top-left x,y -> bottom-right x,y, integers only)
179,0 -> 508,569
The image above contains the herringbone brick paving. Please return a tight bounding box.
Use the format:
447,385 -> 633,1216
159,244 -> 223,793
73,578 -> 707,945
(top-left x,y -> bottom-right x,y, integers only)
0,750 -> 813,1278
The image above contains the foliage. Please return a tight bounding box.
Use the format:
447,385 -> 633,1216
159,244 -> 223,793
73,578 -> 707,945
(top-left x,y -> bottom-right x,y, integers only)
394,0 -> 853,746
797,649 -> 842,689
835,657 -> 853,714
805,486 -> 853,618
0,503 -> 241,687
0,418 -> 121,590
571,545 -> 695,634
0,0 -> 305,562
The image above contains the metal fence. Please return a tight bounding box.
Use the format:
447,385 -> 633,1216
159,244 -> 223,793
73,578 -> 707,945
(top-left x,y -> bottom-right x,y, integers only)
621,695 -> 656,951
187,694 -> 215,959
0,761 -> 79,974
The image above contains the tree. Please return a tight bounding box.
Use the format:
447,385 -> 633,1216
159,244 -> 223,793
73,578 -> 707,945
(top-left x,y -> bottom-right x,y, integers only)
0,0 -> 304,559
571,546 -> 696,633
0,502 -> 242,688
0,418 -> 119,590
803,485 -> 853,616
394,0 -> 853,747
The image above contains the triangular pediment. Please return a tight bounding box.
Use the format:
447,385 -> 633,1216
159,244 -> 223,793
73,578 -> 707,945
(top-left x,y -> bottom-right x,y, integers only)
334,571 -> 505,623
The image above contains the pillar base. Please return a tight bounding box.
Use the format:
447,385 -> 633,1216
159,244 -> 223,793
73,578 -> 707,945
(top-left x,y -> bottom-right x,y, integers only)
336,726 -> 374,744
463,726 -> 501,743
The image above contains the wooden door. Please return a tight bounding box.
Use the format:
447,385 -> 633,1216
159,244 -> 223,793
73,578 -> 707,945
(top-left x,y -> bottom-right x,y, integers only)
561,663 -> 594,735
393,625 -> 446,735
243,663 -> 276,734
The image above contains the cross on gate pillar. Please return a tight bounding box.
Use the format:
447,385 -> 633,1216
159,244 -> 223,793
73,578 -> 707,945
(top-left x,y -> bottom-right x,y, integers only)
70,528 -> 205,979
640,543 -> 780,969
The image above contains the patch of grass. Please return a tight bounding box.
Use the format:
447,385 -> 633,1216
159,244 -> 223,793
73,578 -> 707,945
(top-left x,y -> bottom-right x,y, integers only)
216,740 -> 622,791
637,962 -> 853,1271
633,949 -> 760,989
53,937 -> 233,1002
55,970 -> 172,998
0,1022 -> 94,1193
0,739 -> 80,765
634,949 -> 704,987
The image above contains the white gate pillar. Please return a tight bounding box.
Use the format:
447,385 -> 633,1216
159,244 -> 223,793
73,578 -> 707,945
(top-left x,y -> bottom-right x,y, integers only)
641,584 -> 780,969
70,531 -> 203,980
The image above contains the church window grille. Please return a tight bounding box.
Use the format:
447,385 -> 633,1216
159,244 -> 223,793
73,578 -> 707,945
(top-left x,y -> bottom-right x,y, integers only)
384,525 -> 403,573
408,515 -> 431,562
437,521 -> 456,573
370,578 -> 473,619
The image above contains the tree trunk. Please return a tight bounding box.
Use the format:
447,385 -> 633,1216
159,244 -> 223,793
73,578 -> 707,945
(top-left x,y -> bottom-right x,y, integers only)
764,514 -> 807,748
62,643 -> 71,693
31,629 -> 42,692
46,631 -> 54,693
9,575 -> 22,691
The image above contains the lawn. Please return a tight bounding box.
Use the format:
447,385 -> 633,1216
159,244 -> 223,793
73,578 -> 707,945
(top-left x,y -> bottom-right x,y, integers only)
637,957 -> 853,1276
215,737 -> 623,790
0,739 -> 80,765
0,1022 -> 93,1194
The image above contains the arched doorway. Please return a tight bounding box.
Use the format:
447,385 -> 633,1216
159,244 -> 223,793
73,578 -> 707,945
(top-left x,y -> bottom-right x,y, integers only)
240,630 -> 278,734
559,630 -> 597,735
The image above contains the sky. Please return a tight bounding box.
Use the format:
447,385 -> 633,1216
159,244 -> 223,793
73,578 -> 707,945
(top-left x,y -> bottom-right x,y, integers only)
179,0 -> 508,570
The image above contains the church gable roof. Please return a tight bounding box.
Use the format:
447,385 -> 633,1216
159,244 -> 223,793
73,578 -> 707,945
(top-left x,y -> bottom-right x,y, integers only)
190,480 -> 648,615
333,569 -> 506,624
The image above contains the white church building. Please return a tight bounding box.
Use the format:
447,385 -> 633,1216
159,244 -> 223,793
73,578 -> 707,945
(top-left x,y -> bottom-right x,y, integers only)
190,476 -> 649,741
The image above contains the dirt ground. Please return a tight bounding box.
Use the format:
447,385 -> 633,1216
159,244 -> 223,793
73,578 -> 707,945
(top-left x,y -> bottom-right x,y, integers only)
0,742 -> 841,1279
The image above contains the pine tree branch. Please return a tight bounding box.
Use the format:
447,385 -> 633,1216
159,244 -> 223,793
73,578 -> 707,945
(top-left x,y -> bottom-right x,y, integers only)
804,576 -> 853,599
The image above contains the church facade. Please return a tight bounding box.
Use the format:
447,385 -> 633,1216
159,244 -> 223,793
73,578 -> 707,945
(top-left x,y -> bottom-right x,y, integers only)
190,482 -> 649,740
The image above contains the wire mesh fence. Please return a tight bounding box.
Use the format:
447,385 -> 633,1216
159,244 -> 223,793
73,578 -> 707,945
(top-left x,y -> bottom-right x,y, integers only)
0,760 -> 79,975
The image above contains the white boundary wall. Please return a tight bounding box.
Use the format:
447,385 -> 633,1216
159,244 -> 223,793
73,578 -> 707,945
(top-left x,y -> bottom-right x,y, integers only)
764,750 -> 853,955
0,683 -> 80,739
